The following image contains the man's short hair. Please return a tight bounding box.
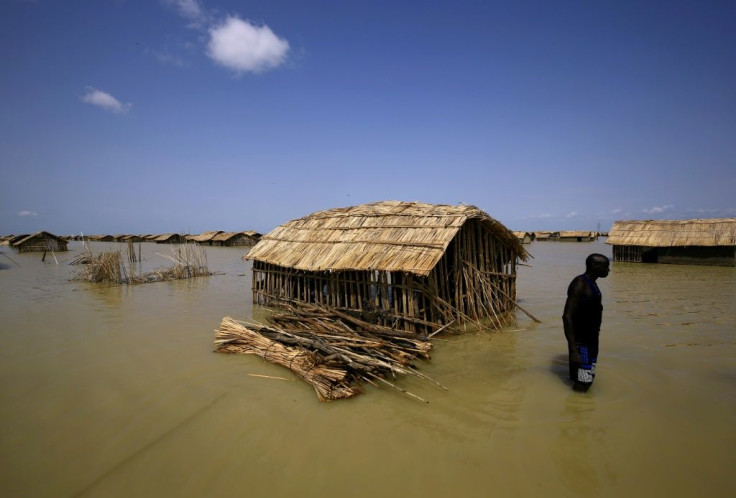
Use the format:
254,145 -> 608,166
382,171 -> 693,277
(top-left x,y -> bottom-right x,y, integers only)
586,253 -> 609,269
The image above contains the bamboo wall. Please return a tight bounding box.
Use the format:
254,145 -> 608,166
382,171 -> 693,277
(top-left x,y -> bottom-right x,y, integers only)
252,221 -> 519,335
613,245 -> 643,262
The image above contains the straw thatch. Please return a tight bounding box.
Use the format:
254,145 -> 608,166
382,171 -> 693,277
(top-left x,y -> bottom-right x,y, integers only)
558,231 -> 597,242
154,233 -> 187,244
606,219 -> 736,247
512,231 -> 533,244
11,231 -> 68,253
533,231 -> 559,240
191,231 -> 224,244
212,231 -> 261,247
248,201 -> 525,276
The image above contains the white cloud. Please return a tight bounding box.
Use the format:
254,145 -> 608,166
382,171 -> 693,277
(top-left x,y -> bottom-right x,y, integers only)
642,204 -> 674,215
145,47 -> 186,67
207,16 -> 289,74
611,208 -> 622,215
81,87 -> 131,114
530,213 -> 553,219
18,210 -> 38,217
163,0 -> 204,21
565,211 -> 579,219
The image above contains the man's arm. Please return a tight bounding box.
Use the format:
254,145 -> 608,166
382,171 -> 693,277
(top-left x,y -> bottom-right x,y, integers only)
563,277 -> 589,364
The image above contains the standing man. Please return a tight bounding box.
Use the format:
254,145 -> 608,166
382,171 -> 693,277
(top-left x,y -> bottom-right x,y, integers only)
563,253 -> 610,392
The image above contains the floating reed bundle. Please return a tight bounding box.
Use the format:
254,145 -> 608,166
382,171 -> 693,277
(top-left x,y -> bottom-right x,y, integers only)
214,301 -> 445,402
71,244 -> 210,284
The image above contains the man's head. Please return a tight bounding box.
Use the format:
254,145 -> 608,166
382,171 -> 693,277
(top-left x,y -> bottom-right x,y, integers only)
585,253 -> 610,278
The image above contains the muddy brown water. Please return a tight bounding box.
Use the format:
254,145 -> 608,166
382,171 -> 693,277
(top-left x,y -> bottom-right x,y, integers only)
1,240 -> 734,497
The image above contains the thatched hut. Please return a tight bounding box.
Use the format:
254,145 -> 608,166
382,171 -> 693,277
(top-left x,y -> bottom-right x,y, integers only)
191,231 -> 223,245
154,233 -> 186,244
512,231 -> 533,244
246,201 -> 528,334
212,231 -> 261,247
533,231 -> 559,241
558,231 -> 597,242
607,219 -> 736,266
11,231 -> 68,253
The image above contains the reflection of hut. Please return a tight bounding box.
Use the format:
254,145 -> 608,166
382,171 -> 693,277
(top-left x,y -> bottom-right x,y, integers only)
512,231 -> 533,244
191,231 -> 224,245
154,233 -> 186,244
533,231 -> 559,241
558,231 -> 597,242
212,231 -> 261,247
607,219 -> 736,266
11,231 -> 68,253
247,201 -> 527,334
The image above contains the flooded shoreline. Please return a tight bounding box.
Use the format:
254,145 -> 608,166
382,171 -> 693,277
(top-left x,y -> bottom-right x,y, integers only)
1,240 -> 734,497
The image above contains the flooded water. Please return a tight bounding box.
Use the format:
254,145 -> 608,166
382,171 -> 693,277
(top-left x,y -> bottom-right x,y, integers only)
1,240 -> 734,497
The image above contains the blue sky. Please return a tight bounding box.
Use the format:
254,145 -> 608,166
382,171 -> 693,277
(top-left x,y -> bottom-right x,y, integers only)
1,0 -> 734,236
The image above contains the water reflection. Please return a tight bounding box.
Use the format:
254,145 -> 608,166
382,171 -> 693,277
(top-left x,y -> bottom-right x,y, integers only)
0,241 -> 734,497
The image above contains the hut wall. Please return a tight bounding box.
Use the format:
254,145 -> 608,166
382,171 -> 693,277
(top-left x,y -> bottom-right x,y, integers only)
15,234 -> 68,253
658,246 -> 736,267
251,220 -> 519,334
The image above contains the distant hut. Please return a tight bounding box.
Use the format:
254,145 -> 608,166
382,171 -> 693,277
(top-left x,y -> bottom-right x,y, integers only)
533,231 -> 559,241
90,234 -> 115,242
212,231 -> 261,247
246,201 -> 528,335
11,231 -> 68,253
121,235 -> 145,243
154,233 -> 186,244
191,231 -> 224,246
512,231 -> 533,244
558,231 -> 597,242
607,219 -> 736,266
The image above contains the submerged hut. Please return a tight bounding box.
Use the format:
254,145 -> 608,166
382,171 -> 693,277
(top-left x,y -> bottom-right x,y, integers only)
558,231 -> 597,242
191,231 -> 223,245
11,231 -> 68,253
246,201 -> 527,334
512,231 -> 533,244
607,219 -> 736,266
154,233 -> 186,244
533,231 -> 559,241
212,231 -> 261,247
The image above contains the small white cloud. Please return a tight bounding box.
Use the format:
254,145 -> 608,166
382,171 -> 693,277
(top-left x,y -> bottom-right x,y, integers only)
207,16 -> 290,74
642,204 -> 674,215
529,213 -> 553,219
81,87 -> 131,114
611,208 -> 622,215
565,211 -> 579,219
18,210 -> 38,217
162,0 -> 204,21
145,47 -> 186,67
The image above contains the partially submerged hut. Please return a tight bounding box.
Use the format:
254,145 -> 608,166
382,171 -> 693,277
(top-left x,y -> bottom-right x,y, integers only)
246,201 -> 528,334
154,233 -> 187,244
11,231 -> 68,253
191,231 -> 224,245
533,231 -> 559,241
212,231 -> 261,247
607,219 -> 736,266
558,231 -> 597,242
512,231 -> 533,244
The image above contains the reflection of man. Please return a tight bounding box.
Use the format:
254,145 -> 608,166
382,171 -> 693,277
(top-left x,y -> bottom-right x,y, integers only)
562,254 -> 610,392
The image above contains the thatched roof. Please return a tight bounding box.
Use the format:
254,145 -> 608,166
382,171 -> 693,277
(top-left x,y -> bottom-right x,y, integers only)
11,231 -> 65,246
246,200 -> 527,276
606,219 -> 736,247
191,231 -> 223,242
559,231 -> 596,238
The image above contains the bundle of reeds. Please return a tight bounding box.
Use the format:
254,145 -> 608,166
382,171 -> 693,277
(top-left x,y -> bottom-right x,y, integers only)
71,244 -> 211,284
214,301 -> 445,402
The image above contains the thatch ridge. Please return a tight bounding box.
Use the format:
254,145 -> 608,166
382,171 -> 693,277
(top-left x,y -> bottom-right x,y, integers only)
247,200 -> 526,276
606,218 -> 736,247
